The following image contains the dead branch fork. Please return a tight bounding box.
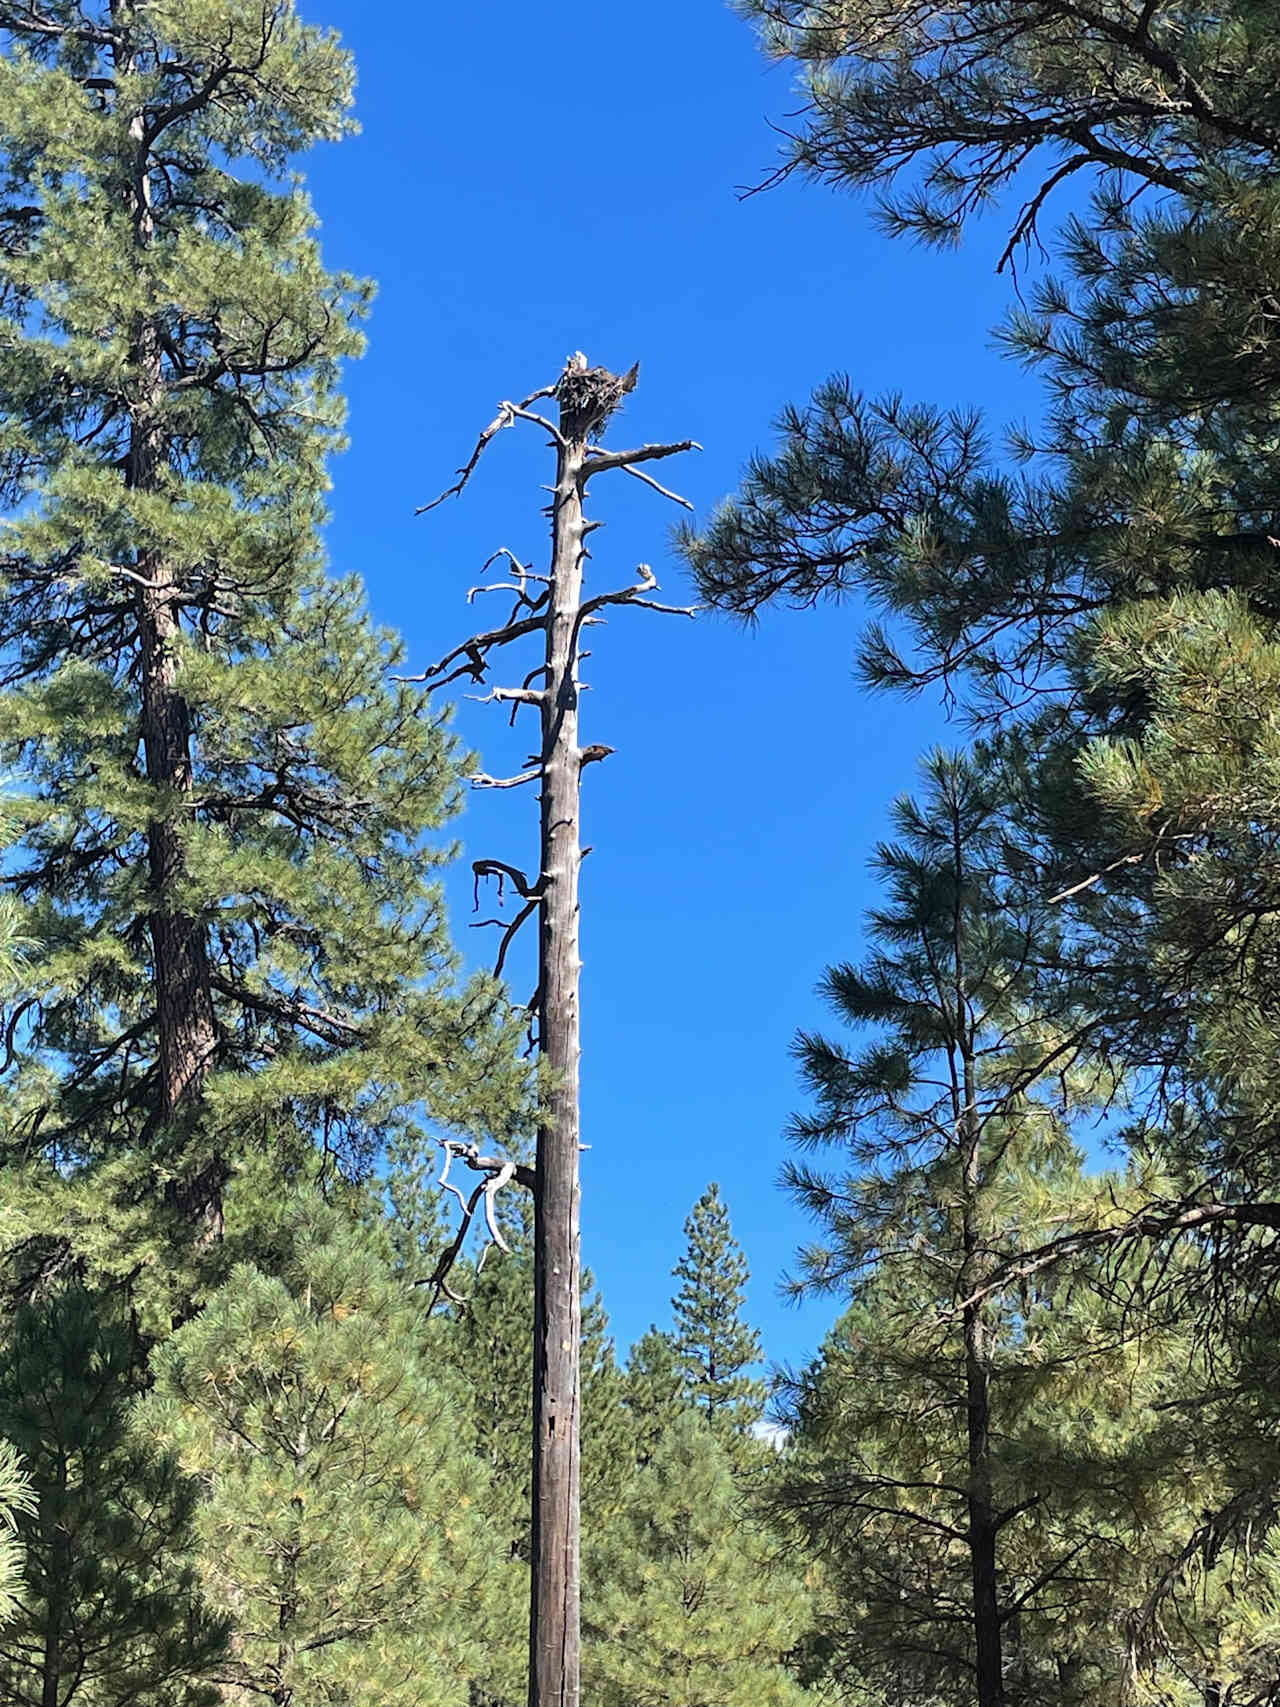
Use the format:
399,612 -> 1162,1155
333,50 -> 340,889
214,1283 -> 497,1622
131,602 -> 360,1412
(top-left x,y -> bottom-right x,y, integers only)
417,1139 -> 537,1310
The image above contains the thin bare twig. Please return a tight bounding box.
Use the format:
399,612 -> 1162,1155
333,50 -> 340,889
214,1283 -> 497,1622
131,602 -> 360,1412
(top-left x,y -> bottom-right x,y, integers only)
393,608 -> 550,687
416,384 -> 558,513
1047,850 -> 1144,904
621,461 -> 695,509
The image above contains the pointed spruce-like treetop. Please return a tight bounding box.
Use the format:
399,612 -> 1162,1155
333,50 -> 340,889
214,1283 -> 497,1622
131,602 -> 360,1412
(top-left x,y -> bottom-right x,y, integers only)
0,0 -> 527,1289
671,1182 -> 765,1441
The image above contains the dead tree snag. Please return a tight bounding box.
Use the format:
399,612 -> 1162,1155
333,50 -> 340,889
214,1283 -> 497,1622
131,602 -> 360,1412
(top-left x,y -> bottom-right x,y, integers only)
411,353 -> 697,1707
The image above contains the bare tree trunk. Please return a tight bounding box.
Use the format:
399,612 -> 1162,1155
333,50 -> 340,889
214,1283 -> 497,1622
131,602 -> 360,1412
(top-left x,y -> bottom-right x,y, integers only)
118,11 -> 220,1230
527,385 -> 590,1707
415,353 -> 695,1707
961,1071 -> 1002,1707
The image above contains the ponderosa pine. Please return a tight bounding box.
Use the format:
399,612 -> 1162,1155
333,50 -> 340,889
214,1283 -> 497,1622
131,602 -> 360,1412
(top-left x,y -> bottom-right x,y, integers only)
689,1 -> 1280,1663
775,752 -> 1119,1707
142,1209 -> 514,1707
582,1414 -> 809,1707
0,0 -> 526,1304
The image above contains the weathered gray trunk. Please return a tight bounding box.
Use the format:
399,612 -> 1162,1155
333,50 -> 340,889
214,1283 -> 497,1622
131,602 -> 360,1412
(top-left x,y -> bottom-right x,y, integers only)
528,385 -> 590,1707
423,354 -> 690,1707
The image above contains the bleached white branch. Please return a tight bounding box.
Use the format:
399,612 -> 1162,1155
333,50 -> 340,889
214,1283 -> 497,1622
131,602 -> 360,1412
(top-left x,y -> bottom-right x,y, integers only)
469,767 -> 543,790
467,684 -> 547,710
419,1141 -> 535,1313
580,563 -> 698,621
620,462 -> 695,509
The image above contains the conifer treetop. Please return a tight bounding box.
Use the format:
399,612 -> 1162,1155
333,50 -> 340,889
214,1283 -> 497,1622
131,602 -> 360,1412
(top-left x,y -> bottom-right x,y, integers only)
671,1181 -> 766,1438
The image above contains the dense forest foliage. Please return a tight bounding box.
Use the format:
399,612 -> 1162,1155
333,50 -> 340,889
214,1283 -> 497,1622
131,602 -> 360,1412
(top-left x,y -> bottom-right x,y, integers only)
1,1 -> 1279,1705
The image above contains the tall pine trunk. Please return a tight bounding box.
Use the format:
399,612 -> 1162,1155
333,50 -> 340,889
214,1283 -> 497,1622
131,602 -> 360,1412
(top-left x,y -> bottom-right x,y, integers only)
962,1261 -> 1003,1707
952,809 -> 1004,1707
961,1080 -> 1002,1707
118,12 -> 219,1227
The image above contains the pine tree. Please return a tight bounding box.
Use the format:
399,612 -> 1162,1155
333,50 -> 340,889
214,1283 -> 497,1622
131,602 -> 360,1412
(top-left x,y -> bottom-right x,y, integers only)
439,1198 -> 634,1561
687,0 -> 1280,1662
141,1207 -> 513,1707
0,0 -> 527,1302
582,1413 -> 810,1707
622,1327 -> 687,1467
671,1183 -> 765,1445
772,751 -> 1126,1707
0,1287 -> 227,1707
0,1442 -> 31,1627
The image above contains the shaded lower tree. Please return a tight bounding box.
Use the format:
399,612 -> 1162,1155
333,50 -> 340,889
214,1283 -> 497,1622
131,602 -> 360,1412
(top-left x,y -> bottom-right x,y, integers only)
438,1198 -> 633,1580
775,1231 -> 1222,1707
0,1288 -> 226,1707
141,1210 -> 512,1707
582,1412 -> 810,1707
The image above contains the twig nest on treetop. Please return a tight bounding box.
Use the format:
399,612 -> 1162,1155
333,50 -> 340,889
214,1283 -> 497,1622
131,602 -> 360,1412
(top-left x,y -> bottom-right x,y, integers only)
556,354 -> 639,439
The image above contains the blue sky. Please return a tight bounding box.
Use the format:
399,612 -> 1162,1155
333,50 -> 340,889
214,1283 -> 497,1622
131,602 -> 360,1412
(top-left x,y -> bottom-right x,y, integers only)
302,0 -> 1049,1374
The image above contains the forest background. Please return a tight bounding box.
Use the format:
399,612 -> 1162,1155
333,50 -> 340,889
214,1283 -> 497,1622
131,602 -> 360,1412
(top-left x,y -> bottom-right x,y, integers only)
2,3 -> 1279,1707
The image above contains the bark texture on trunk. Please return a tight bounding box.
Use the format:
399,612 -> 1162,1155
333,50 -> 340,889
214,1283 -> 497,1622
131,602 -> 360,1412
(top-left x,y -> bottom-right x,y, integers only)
961,1083 -> 1002,1707
963,1280 -> 1004,1707
962,1078 -> 1003,1707
528,377 -> 591,1707
138,578 -> 217,1127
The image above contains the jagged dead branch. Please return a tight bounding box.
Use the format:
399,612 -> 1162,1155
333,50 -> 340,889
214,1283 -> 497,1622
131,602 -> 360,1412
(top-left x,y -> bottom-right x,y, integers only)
415,386 -> 559,514
472,858 -> 543,979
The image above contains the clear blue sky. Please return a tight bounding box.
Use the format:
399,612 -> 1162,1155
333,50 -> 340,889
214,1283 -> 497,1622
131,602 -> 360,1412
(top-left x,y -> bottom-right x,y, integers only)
303,0 -> 1045,1374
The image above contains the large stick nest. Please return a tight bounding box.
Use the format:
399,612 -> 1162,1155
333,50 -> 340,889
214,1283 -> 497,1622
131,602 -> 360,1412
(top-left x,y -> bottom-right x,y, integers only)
556,354 -> 639,441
